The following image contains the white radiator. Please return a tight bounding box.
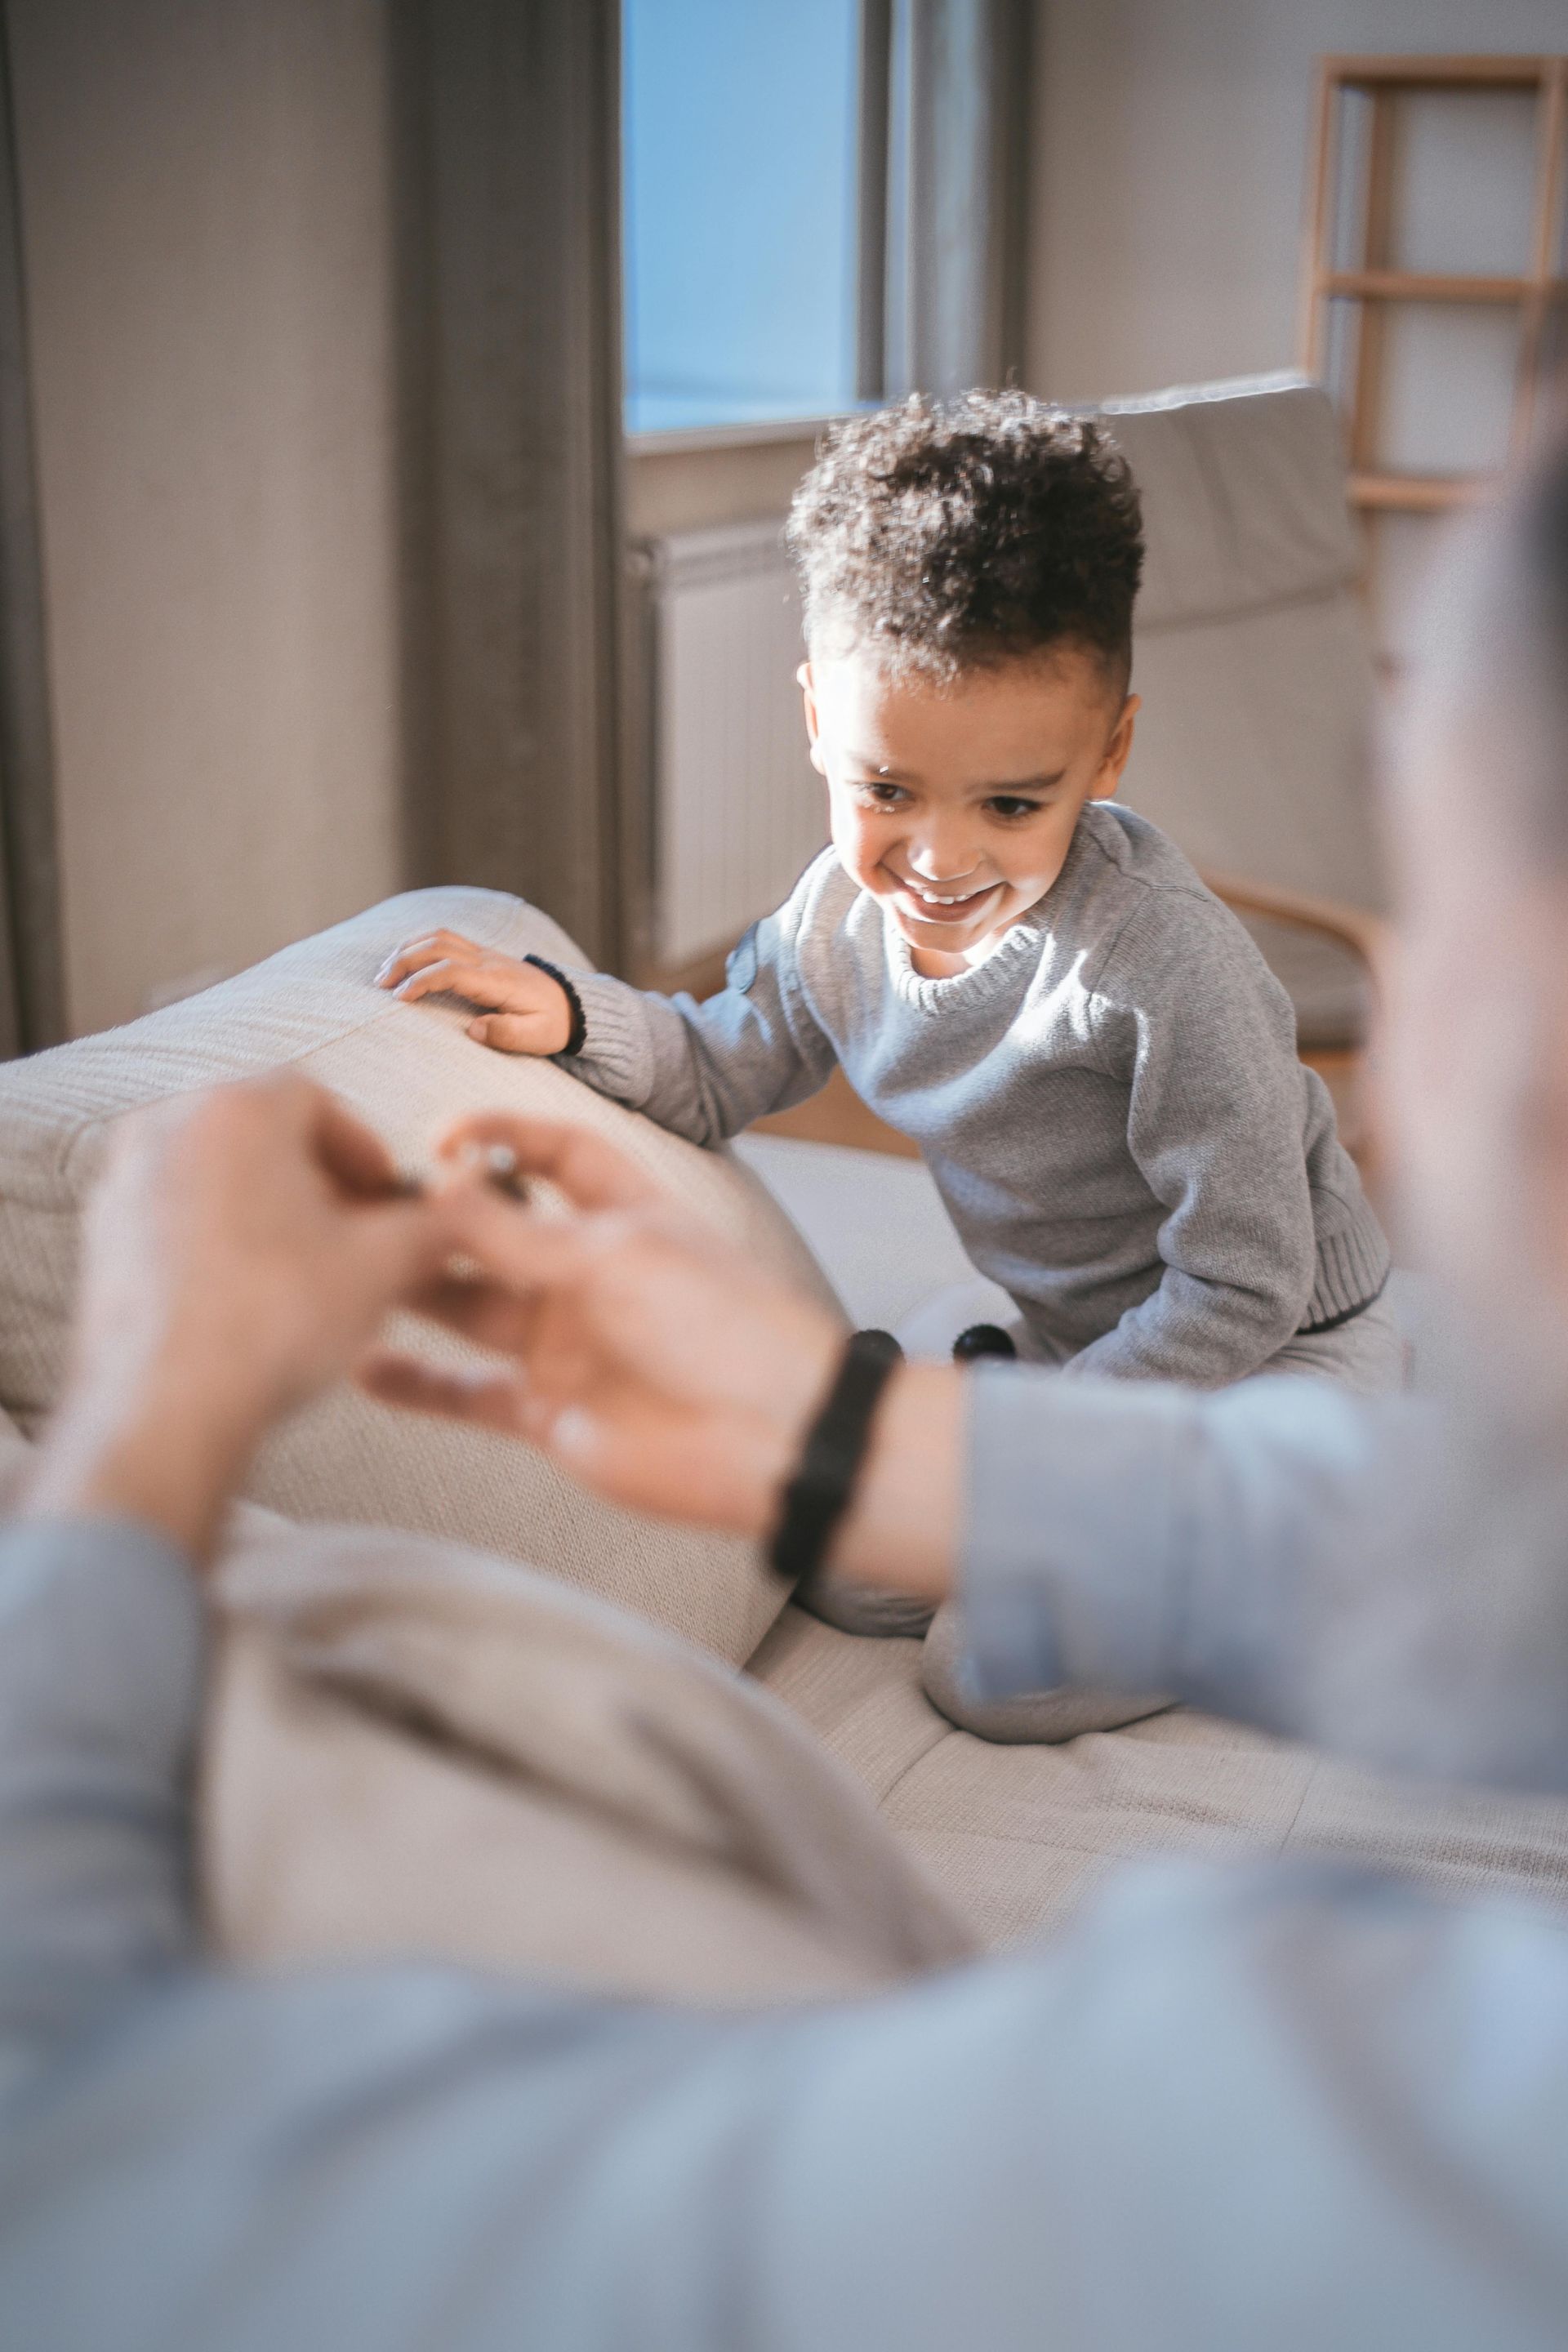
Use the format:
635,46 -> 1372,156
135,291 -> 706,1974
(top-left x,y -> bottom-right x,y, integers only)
636,519 -> 828,970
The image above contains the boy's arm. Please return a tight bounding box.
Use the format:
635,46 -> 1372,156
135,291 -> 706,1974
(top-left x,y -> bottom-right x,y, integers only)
381,871 -> 840,1150
1067,898 -> 1323,1386
564,895 -> 838,1149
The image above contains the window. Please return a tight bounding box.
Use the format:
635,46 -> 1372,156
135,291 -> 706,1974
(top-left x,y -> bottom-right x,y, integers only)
621,0 -> 862,435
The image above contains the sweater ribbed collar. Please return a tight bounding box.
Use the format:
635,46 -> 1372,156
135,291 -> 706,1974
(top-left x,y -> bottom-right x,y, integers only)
880,817 -> 1094,1015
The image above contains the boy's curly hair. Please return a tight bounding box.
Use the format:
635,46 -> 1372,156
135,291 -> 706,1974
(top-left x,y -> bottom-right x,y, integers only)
786,390 -> 1144,692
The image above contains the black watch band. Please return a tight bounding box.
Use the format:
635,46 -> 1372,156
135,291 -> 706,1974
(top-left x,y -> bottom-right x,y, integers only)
523,954 -> 586,1057
768,1330 -> 903,1586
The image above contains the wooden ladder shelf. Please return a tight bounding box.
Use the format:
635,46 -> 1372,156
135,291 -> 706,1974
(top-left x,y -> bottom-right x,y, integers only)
1300,53 -> 1568,514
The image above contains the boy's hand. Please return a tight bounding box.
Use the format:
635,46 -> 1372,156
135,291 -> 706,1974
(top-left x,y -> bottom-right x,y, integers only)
376,931 -> 574,1055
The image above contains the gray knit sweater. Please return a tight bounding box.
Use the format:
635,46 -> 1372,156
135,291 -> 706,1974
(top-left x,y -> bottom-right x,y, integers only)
562,804 -> 1389,1384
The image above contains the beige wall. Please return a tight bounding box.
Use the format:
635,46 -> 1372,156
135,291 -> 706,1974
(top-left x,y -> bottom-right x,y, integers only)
1025,0 -> 1568,405
9,0 -> 399,1036
1024,0 -> 1567,665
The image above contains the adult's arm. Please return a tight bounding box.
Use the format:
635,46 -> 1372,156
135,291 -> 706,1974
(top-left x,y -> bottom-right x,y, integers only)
964,1356 -> 1568,1790
388,1118 -> 1565,1793
0,1517 -> 203,2094
4,1503 -> 1566,2352
1,1074 -> 470,2089
7,1096 -> 1568,2349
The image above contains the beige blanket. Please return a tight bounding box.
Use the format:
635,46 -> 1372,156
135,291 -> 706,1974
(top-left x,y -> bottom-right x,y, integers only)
205,1510 -> 979,2004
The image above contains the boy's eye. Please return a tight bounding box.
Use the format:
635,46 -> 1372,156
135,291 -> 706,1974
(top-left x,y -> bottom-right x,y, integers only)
987,795 -> 1045,822
859,781 -> 909,808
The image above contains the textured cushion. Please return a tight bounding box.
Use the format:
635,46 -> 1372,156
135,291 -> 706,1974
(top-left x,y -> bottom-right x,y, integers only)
746,1604 -> 948,1799
1102,374 -> 1363,631
0,887 -> 840,1664
751,1608 -> 1568,1949
1122,587 -> 1381,1052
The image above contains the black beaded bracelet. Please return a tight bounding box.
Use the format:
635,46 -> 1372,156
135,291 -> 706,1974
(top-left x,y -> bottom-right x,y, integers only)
523,954 -> 587,1057
767,1329 -> 903,1586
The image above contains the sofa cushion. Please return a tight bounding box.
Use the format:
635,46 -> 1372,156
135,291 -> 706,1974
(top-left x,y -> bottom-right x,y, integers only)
746,1603 -> 948,1801
0,887 -> 840,1664
751,1607 -> 1568,1949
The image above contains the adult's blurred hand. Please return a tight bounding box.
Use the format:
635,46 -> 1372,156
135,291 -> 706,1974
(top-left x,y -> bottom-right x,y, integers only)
364,1113 -> 841,1531
24,1074 -> 469,1559
364,1113 -> 960,1596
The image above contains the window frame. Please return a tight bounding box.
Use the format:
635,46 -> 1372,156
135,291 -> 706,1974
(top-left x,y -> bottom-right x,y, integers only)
621,0 -> 884,443
620,0 -> 1029,447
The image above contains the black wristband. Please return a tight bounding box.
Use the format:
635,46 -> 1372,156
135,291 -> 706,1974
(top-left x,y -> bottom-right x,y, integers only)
767,1330 -> 903,1587
523,954 -> 586,1056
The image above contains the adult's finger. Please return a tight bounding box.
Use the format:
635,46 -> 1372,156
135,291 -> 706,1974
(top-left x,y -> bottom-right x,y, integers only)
524,1388 -> 782,1529
437,1113 -> 661,1214
306,1087 -> 407,1200
288,1080 -> 481,1294
358,1352 -> 528,1436
431,1181 -> 627,1294
403,1267 -> 541,1357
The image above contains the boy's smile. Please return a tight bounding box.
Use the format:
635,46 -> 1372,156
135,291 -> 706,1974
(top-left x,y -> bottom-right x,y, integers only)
800,647 -> 1139,978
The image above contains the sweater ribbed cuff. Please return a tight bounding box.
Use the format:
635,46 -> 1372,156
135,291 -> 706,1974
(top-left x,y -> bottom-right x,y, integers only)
523,956 -> 586,1056
559,970 -> 658,1108
1303,1206 -> 1392,1332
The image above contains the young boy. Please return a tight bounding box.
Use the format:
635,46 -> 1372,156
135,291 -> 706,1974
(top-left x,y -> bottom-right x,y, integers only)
379,392 -> 1393,1394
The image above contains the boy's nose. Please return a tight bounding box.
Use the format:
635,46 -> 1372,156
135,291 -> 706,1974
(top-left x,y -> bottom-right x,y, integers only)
906,840 -> 980,886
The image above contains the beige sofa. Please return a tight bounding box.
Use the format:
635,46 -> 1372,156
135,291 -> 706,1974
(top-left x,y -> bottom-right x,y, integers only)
3,885 -> 1568,1958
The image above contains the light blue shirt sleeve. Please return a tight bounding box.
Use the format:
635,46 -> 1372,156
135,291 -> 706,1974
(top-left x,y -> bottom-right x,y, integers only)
7,1435 -> 1568,2350
961,1364 -> 1568,1793
0,1516 -> 204,2100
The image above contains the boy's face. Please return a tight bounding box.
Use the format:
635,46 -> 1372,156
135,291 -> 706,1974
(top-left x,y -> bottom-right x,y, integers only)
800,645 -> 1138,973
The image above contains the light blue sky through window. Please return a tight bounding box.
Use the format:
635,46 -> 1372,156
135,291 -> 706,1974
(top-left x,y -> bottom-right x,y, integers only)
623,0 -> 860,434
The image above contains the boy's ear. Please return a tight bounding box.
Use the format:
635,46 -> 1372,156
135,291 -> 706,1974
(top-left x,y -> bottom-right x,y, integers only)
798,661 -> 828,777
1091,693 -> 1140,801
